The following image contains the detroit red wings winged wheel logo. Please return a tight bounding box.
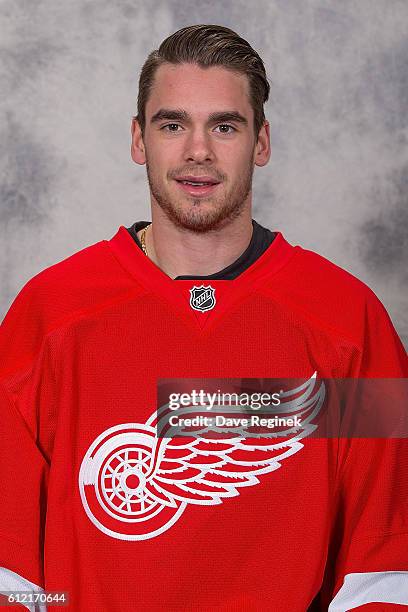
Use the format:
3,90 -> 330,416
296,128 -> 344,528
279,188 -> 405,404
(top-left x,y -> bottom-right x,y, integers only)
78,373 -> 324,540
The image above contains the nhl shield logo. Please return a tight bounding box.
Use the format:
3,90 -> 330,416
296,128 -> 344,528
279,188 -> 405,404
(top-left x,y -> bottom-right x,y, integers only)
189,284 -> 216,312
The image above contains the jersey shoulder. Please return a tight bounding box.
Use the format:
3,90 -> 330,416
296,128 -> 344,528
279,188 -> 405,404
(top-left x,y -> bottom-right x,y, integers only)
294,245 -> 377,302
265,243 -> 396,350
6,237 -> 141,323
0,234 -> 143,378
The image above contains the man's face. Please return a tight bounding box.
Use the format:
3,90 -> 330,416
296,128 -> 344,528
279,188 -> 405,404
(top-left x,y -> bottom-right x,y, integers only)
132,63 -> 268,232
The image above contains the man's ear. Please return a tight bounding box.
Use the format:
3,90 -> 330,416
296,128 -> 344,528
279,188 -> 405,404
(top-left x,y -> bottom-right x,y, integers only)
130,116 -> 146,165
254,120 -> 271,167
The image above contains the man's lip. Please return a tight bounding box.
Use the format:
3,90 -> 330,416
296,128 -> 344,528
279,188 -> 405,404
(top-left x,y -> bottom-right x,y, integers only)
174,176 -> 221,184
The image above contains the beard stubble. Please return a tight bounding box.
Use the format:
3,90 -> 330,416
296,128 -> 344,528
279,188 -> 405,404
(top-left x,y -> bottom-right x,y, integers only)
145,155 -> 255,233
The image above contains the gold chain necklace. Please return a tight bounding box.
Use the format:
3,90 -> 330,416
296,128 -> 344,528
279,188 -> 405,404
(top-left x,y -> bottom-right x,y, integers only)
140,224 -> 151,256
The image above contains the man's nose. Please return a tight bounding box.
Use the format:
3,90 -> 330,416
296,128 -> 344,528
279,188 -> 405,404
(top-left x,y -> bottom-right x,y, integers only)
183,128 -> 215,163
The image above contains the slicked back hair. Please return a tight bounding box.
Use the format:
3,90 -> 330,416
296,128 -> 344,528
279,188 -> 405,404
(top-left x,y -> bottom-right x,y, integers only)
135,24 -> 270,139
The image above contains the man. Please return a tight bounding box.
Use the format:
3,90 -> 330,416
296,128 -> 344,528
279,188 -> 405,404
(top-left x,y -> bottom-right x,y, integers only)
0,24 -> 407,612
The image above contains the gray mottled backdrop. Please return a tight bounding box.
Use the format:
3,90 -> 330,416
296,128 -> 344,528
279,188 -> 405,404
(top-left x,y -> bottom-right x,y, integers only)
1,1 -> 407,347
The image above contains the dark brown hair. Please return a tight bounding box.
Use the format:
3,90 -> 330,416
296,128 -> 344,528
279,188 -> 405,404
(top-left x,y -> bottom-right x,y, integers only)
135,24 -> 270,138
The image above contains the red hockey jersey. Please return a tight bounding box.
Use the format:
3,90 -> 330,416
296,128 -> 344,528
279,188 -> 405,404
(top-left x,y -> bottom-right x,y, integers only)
0,226 -> 407,611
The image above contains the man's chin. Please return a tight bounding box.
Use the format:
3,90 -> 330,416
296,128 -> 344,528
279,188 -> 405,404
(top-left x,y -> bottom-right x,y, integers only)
166,205 -> 230,233
155,197 -> 219,231
153,189 -> 247,232
169,213 -> 222,233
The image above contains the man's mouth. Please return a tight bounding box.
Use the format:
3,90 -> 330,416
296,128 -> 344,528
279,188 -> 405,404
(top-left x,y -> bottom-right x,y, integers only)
174,176 -> 221,196
175,175 -> 220,185
178,180 -> 214,186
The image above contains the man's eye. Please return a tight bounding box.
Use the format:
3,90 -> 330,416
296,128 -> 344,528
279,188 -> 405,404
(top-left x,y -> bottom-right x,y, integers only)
215,124 -> 235,134
162,123 -> 181,132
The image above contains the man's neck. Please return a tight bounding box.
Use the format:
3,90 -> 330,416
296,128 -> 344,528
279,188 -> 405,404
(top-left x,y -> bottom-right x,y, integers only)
138,205 -> 254,280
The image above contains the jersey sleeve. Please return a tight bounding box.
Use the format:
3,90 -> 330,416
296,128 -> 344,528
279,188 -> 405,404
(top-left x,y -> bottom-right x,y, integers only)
0,278 -> 53,607
325,293 -> 408,611
0,383 -> 49,606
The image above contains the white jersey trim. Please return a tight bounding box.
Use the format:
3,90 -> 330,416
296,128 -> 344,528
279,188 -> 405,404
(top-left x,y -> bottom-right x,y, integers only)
0,566 -> 46,611
328,571 -> 408,611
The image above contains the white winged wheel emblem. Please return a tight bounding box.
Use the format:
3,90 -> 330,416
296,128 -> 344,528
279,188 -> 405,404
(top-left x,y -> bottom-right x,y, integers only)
79,373 -> 325,540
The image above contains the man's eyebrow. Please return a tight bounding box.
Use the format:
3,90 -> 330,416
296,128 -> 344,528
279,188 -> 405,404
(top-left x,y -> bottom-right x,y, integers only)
208,111 -> 248,126
150,108 -> 248,126
150,108 -> 188,123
